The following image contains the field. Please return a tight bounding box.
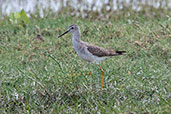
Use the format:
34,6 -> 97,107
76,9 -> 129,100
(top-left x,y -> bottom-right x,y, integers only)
0,15 -> 170,113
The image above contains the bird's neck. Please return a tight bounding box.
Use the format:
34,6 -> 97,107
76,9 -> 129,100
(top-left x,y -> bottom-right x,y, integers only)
72,29 -> 82,54
72,30 -> 81,43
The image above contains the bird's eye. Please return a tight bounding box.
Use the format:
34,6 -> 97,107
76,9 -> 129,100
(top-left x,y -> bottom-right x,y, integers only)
71,27 -> 74,29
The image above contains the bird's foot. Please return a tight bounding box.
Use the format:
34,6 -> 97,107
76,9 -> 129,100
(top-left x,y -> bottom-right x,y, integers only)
88,71 -> 91,75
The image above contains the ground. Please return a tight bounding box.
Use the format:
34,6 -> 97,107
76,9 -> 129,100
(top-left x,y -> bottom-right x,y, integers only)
0,16 -> 170,113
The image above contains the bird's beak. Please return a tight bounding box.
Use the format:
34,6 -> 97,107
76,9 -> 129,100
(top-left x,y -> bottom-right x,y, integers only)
57,29 -> 70,38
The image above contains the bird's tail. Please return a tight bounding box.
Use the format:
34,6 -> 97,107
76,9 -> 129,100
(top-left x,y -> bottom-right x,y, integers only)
115,51 -> 126,55
108,50 -> 126,56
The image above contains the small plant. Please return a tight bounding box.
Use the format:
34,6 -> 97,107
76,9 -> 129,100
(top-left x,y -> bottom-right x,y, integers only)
9,9 -> 29,26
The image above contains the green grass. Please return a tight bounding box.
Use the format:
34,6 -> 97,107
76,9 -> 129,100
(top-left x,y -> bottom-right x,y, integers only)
0,16 -> 170,113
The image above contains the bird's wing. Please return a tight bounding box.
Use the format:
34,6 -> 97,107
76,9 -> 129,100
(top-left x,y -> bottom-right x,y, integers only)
85,43 -> 110,57
83,42 -> 126,57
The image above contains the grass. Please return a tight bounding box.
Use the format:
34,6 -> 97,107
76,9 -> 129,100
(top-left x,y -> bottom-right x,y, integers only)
0,15 -> 170,113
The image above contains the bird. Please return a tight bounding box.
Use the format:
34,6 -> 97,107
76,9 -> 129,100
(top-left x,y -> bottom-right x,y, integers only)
58,24 -> 126,89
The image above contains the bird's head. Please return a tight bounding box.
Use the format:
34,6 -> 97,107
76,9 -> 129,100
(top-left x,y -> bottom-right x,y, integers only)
58,24 -> 79,38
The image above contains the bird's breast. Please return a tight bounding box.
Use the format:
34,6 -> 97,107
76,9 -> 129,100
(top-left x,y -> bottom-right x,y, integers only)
72,41 -> 94,62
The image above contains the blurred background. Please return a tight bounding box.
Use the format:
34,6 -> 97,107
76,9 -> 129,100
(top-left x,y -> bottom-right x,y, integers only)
0,0 -> 171,19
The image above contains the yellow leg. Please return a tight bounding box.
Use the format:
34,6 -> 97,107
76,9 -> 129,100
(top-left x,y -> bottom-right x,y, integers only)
98,65 -> 104,89
88,64 -> 91,75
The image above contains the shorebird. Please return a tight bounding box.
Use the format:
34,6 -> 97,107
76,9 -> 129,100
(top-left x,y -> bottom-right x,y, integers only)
58,24 -> 125,89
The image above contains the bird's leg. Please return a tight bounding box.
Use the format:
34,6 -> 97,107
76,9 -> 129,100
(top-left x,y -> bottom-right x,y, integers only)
98,65 -> 104,89
88,63 -> 91,75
